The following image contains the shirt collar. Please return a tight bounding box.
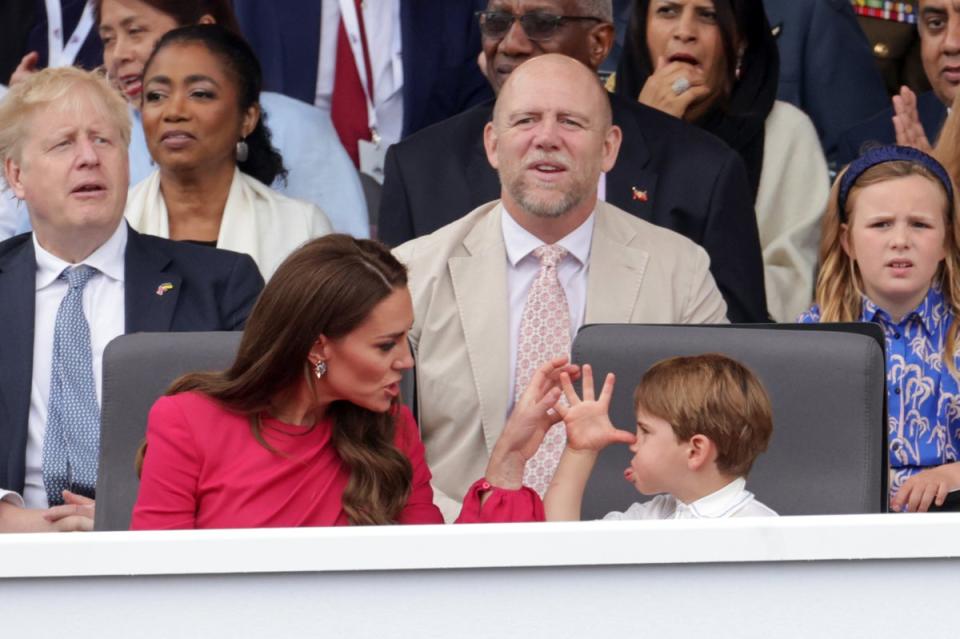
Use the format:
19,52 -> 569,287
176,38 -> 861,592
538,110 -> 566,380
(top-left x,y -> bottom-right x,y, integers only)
501,203 -> 595,268
675,477 -> 751,519
860,283 -> 945,337
33,221 -> 128,291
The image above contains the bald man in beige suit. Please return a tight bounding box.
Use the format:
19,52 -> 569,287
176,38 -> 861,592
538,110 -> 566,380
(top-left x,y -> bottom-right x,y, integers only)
395,55 -> 728,521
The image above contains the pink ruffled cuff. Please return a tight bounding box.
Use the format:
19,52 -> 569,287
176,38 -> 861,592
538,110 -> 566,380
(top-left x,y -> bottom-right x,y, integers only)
456,478 -> 545,523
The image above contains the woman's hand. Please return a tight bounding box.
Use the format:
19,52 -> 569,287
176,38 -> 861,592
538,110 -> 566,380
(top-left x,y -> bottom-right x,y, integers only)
8,52 -> 40,87
484,356 -> 580,490
637,56 -> 711,120
890,462 -> 960,512
554,364 -> 635,452
892,86 -> 933,153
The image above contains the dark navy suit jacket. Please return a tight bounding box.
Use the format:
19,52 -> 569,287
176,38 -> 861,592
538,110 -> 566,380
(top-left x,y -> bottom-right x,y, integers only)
232,0 -> 493,138
0,226 -> 264,495
763,0 -> 889,160
834,91 -> 947,168
377,94 -> 769,323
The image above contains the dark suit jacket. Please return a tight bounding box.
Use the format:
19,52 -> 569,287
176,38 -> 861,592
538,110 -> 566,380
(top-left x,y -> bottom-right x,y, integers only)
833,91 -> 947,168
378,94 -> 768,323
763,0 -> 889,160
0,226 -> 264,495
232,0 -> 492,138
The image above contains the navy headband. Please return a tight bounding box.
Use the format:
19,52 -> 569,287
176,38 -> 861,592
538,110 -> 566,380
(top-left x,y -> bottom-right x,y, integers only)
837,145 -> 955,222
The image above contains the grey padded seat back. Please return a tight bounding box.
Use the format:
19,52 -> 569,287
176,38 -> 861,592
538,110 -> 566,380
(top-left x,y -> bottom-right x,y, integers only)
572,324 -> 886,519
96,331 -> 242,531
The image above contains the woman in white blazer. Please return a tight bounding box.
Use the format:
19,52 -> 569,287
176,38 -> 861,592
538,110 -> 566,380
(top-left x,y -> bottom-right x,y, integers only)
124,24 -> 331,280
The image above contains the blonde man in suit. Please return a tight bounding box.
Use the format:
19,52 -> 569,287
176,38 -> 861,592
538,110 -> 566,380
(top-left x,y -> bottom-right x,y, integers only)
395,54 -> 728,521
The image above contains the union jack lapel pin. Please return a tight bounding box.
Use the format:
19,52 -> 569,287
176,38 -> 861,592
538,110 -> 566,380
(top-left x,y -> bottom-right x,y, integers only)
632,187 -> 649,202
156,282 -> 174,296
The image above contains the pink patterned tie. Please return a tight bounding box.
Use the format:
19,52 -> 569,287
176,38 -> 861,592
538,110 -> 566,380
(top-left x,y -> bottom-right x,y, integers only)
515,244 -> 571,496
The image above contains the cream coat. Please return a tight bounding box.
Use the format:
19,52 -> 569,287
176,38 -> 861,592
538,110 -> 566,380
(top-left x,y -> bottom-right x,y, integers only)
125,169 -> 333,280
395,201 -> 728,521
756,100 -> 830,322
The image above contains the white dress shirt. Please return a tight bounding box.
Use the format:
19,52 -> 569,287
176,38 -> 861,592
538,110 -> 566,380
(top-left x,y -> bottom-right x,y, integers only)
602,477 -> 778,520
315,0 -> 404,147
9,223 -> 127,509
502,206 -> 595,415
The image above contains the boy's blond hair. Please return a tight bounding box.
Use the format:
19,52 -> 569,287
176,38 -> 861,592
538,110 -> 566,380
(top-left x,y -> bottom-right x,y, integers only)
633,353 -> 773,477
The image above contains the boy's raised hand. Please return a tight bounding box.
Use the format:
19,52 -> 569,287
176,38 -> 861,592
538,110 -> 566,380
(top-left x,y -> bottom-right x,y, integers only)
554,364 -> 636,452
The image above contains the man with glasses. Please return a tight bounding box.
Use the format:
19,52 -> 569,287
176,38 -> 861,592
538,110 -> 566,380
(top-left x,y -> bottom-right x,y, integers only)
379,0 -> 768,325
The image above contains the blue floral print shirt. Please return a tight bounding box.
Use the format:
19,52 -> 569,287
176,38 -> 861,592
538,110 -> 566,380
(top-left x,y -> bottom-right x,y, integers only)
799,285 -> 960,500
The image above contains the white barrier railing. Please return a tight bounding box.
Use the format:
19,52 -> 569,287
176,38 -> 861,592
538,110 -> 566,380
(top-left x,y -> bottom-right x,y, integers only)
2,514 -> 957,638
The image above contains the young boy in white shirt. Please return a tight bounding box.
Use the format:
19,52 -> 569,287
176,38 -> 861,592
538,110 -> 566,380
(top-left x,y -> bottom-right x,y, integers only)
545,353 -> 777,520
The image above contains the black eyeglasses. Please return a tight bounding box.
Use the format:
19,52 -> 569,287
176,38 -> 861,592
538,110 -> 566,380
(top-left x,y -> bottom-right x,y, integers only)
476,10 -> 603,41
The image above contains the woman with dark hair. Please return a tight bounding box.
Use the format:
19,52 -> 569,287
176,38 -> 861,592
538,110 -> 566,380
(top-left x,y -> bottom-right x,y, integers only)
131,235 -> 558,528
94,0 -> 368,239
615,0 -> 829,322
123,24 -> 332,279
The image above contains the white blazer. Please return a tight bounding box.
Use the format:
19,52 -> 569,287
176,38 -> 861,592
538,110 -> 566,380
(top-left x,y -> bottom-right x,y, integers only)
125,168 -> 333,280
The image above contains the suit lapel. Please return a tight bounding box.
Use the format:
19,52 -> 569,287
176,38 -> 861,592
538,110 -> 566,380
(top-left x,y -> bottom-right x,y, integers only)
448,206 -> 511,452
605,95 -> 658,221
0,238 -> 38,492
123,227 -> 182,333
584,203 -> 650,324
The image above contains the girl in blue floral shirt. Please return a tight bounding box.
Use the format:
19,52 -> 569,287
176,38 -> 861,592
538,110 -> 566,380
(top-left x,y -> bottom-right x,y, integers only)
799,145 -> 960,512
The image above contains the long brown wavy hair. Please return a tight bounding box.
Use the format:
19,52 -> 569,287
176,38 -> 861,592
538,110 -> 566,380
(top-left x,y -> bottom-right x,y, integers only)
813,161 -> 960,378
158,235 -> 414,525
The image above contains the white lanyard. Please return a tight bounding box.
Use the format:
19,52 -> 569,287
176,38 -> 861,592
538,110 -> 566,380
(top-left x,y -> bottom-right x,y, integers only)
46,0 -> 96,68
338,0 -> 380,144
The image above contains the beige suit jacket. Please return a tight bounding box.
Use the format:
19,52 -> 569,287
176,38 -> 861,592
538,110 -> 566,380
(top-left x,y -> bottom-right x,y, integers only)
394,200 -> 728,520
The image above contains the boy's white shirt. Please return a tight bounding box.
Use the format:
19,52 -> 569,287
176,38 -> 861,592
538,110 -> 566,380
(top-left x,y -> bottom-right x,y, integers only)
602,477 -> 777,520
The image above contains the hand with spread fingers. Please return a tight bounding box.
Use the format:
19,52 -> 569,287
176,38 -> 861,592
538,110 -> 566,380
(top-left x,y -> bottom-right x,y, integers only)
554,364 -> 636,452
637,56 -> 711,120
892,86 -> 933,154
890,462 -> 960,513
43,490 -> 96,532
544,364 -> 634,521
485,356 -> 580,490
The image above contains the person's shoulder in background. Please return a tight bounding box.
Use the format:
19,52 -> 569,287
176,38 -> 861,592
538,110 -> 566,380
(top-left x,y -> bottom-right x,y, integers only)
764,0 -> 889,158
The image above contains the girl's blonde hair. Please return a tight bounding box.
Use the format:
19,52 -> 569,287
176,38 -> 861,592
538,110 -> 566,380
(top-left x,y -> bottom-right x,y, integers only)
814,158 -> 960,378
